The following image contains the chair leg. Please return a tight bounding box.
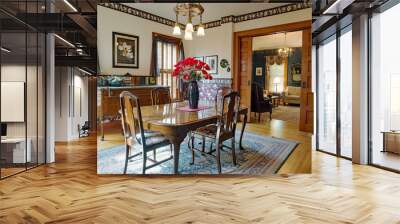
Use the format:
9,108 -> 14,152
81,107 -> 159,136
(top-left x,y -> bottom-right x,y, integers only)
231,138 -> 237,166
124,145 -> 129,174
153,149 -> 156,161
190,135 -> 195,165
170,144 -> 173,155
201,136 -> 205,152
258,113 -> 261,122
142,151 -> 147,175
270,112 -> 272,120
216,141 -> 222,174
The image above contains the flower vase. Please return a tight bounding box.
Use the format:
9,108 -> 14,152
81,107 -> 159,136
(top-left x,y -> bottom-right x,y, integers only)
188,80 -> 199,109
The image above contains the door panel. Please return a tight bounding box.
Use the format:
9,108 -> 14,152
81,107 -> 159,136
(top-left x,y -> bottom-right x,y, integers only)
300,28 -> 314,133
238,37 -> 253,121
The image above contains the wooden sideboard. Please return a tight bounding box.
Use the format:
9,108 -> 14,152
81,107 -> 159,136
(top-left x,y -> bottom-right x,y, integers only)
99,85 -> 170,119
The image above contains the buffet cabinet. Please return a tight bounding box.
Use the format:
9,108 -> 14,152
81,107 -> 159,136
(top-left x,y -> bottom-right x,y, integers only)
99,86 -> 169,119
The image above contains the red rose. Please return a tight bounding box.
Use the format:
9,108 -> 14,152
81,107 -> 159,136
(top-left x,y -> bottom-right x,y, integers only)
204,64 -> 210,70
183,74 -> 189,81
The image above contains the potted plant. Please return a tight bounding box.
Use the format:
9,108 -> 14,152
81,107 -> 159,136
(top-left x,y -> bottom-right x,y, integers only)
172,57 -> 213,109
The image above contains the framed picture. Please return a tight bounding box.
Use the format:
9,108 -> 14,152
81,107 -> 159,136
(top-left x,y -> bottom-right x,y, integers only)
112,32 -> 139,68
291,63 -> 302,82
256,67 -> 263,76
205,55 -> 218,74
194,56 -> 204,62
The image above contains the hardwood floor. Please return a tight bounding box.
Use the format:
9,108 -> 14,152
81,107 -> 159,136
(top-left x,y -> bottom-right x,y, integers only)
0,122 -> 400,223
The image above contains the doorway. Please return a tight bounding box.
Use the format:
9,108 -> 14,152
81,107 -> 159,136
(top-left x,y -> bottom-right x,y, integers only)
233,20 -> 313,133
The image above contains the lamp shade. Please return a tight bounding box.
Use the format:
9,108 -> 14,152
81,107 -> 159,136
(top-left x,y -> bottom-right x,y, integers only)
273,77 -> 281,84
185,23 -> 194,33
173,24 -> 181,35
184,31 -> 193,40
197,25 -> 205,36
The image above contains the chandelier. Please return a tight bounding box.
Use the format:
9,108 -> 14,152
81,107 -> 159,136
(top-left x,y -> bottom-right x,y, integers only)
172,3 -> 205,40
278,33 -> 293,57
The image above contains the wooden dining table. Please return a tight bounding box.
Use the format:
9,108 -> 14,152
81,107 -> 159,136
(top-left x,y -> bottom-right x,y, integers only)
138,101 -> 249,174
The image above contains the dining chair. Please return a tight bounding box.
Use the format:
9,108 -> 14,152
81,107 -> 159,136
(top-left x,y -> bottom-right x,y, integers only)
120,91 -> 173,174
151,87 -> 172,105
189,91 -> 240,174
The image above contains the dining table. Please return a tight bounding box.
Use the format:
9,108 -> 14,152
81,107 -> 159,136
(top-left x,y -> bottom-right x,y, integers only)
138,101 -> 249,174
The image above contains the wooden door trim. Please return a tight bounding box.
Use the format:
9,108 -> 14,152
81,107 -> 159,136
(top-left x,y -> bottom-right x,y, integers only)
233,20 -> 311,91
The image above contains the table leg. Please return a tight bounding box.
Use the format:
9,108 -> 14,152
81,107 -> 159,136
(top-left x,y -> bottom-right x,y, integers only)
239,113 -> 247,150
173,143 -> 181,174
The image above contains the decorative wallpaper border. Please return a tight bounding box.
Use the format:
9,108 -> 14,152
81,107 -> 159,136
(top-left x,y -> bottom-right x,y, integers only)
99,2 -> 311,30
99,3 -> 176,27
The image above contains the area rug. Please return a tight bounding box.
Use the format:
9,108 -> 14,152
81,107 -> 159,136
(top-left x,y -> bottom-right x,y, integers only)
97,131 -> 299,175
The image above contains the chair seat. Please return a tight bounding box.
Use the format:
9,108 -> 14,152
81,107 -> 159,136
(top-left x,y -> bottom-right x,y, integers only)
127,130 -> 170,148
193,124 -> 230,139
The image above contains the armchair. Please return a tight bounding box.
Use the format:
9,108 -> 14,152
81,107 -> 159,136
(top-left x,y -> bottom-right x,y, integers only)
251,83 -> 273,121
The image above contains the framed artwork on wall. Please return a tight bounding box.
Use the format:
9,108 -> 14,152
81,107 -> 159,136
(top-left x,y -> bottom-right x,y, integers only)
256,67 -> 263,76
112,32 -> 139,68
194,56 -> 204,61
291,63 -> 301,81
205,55 -> 218,74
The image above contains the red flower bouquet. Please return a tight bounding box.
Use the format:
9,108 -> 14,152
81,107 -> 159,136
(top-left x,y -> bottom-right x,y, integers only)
172,57 -> 212,81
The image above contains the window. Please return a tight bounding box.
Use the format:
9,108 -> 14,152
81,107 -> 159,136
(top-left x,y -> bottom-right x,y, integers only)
154,35 -> 182,100
339,27 -> 352,158
370,3 -> 400,171
317,35 -> 337,155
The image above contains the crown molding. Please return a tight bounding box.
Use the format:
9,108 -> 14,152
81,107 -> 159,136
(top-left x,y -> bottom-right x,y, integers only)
99,2 -> 311,30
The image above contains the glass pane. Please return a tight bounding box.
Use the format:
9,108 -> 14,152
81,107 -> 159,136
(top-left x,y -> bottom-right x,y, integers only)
1,31 -> 28,177
38,33 -> 46,165
317,36 -> 337,154
27,31 -> 38,168
340,28 -> 352,158
371,4 -> 400,171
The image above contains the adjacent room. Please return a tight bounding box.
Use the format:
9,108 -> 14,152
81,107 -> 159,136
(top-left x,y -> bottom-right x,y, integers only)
96,3 -> 312,175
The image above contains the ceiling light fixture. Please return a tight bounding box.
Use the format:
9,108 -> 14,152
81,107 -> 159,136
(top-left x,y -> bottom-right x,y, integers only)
1,47 -> 11,53
278,33 -> 293,58
173,3 -> 205,40
54,34 -> 75,48
63,0 -> 78,12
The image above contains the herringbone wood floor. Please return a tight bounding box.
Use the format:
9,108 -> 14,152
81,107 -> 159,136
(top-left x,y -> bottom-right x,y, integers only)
1,121 -> 400,223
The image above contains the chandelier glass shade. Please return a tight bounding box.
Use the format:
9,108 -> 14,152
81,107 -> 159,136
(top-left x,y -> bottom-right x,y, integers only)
278,33 -> 293,57
172,3 -> 205,40
173,23 -> 181,35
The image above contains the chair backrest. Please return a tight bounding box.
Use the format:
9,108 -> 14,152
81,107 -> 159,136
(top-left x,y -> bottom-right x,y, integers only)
214,87 -> 232,108
151,87 -> 172,105
120,91 -> 146,145
217,91 -> 240,134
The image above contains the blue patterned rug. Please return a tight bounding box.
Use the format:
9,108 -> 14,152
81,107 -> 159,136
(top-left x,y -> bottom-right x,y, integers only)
97,131 -> 299,175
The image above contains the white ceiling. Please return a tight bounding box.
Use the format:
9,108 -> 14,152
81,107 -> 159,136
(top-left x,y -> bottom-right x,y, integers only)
252,31 -> 303,51
123,3 -> 288,24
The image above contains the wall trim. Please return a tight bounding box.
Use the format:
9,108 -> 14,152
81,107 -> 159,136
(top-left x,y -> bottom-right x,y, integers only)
99,2 -> 311,30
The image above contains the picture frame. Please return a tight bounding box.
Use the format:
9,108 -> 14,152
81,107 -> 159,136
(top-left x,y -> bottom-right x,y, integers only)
194,56 -> 204,62
112,32 -> 139,68
205,55 -> 218,74
256,67 -> 263,76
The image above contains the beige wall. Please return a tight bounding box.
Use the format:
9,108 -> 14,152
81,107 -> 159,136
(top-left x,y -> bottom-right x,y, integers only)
55,67 -> 89,141
97,5 -> 173,76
